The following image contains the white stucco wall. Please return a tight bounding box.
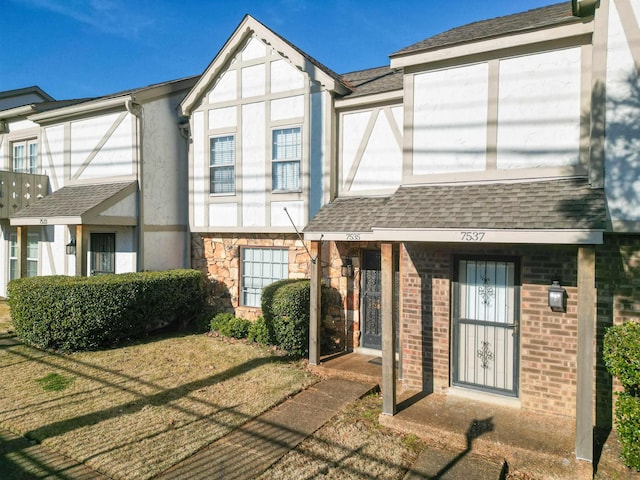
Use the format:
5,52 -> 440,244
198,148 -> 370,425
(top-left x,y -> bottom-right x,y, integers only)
208,71 -> 237,104
192,111 -> 206,228
497,48 -> 581,169
210,203 -> 238,227
70,112 -> 135,180
413,63 -> 488,175
42,125 -> 64,189
271,59 -> 305,93
605,0 -> 640,222
341,105 -> 403,192
242,102 -> 266,227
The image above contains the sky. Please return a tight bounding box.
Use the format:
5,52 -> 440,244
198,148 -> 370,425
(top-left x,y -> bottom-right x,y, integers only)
3,0 -> 560,101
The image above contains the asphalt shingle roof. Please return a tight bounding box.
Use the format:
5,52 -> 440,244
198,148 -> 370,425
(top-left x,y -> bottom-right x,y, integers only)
392,2 -> 580,57
304,178 -> 607,233
341,66 -> 403,98
10,181 -> 136,219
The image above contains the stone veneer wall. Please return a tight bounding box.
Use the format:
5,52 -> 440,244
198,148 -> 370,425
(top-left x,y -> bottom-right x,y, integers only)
192,233 -> 310,319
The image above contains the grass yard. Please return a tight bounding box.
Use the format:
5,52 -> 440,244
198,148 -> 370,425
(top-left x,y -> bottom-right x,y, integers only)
0,328 -> 315,479
259,393 -> 426,480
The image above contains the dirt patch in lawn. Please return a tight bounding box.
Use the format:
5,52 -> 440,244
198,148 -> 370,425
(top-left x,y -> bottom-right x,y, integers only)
0,334 -> 315,479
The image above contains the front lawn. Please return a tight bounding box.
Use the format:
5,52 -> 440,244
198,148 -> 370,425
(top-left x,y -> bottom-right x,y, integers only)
0,331 -> 315,479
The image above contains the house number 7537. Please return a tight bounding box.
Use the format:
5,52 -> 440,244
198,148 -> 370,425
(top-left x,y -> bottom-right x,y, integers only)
460,231 -> 485,241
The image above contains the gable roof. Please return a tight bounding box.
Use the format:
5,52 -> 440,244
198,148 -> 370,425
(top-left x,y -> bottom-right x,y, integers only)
391,2 -> 581,59
180,14 -> 351,115
304,178 -> 608,243
10,181 -> 137,226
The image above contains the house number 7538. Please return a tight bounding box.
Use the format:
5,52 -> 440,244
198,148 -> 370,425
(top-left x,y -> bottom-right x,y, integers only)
460,231 -> 485,241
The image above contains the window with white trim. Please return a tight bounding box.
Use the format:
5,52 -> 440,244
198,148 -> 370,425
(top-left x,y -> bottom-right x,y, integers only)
241,247 -> 288,307
210,135 -> 235,194
12,139 -> 38,174
9,231 -> 39,280
272,127 -> 301,192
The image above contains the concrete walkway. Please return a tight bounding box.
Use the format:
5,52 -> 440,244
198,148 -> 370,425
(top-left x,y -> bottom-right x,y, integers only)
155,377 -> 376,479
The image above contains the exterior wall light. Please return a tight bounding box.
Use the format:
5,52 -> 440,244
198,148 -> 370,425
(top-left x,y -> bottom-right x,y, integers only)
341,258 -> 353,278
66,238 -> 76,255
548,280 -> 566,313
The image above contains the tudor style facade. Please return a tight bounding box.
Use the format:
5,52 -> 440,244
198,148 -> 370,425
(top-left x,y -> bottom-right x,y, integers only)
4,0 -> 639,467
0,78 -> 196,295
179,15 -> 349,317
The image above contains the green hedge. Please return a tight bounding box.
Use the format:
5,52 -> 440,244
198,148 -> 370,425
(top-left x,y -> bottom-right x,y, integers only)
260,279 -> 308,357
604,321 -> 640,470
210,313 -> 251,339
8,269 -> 205,352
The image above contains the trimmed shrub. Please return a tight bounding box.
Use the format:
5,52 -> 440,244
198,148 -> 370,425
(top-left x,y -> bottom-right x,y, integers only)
8,269 -> 205,352
604,321 -> 640,395
210,313 -> 251,339
614,392 -> 640,469
247,316 -> 273,345
210,313 -> 236,332
604,321 -> 640,470
266,279 -> 310,357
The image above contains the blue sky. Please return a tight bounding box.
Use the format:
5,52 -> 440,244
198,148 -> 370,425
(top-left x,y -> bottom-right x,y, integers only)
3,0 -> 558,100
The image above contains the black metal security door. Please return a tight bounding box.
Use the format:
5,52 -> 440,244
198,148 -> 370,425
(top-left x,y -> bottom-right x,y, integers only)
361,250 -> 382,349
452,257 -> 520,396
90,233 -> 116,275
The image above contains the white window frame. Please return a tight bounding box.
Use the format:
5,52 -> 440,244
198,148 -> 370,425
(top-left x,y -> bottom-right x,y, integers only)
12,139 -> 38,174
210,135 -> 235,195
240,247 -> 289,307
272,127 -> 301,192
9,230 -> 39,280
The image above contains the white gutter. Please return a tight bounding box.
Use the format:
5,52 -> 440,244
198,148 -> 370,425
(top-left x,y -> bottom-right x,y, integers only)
29,96 -> 131,123
0,104 -> 37,120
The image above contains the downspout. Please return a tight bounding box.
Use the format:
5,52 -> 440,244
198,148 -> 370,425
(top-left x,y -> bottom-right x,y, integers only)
178,120 -> 191,268
126,98 -> 144,271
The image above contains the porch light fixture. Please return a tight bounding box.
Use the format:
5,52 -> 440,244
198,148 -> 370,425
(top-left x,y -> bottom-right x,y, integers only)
66,238 -> 76,256
341,258 -> 353,278
548,280 -> 566,313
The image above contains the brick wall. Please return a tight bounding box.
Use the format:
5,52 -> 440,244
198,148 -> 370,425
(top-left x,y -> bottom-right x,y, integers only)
402,244 -> 451,393
595,234 -> 640,429
519,248 -> 578,417
400,243 -> 583,418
